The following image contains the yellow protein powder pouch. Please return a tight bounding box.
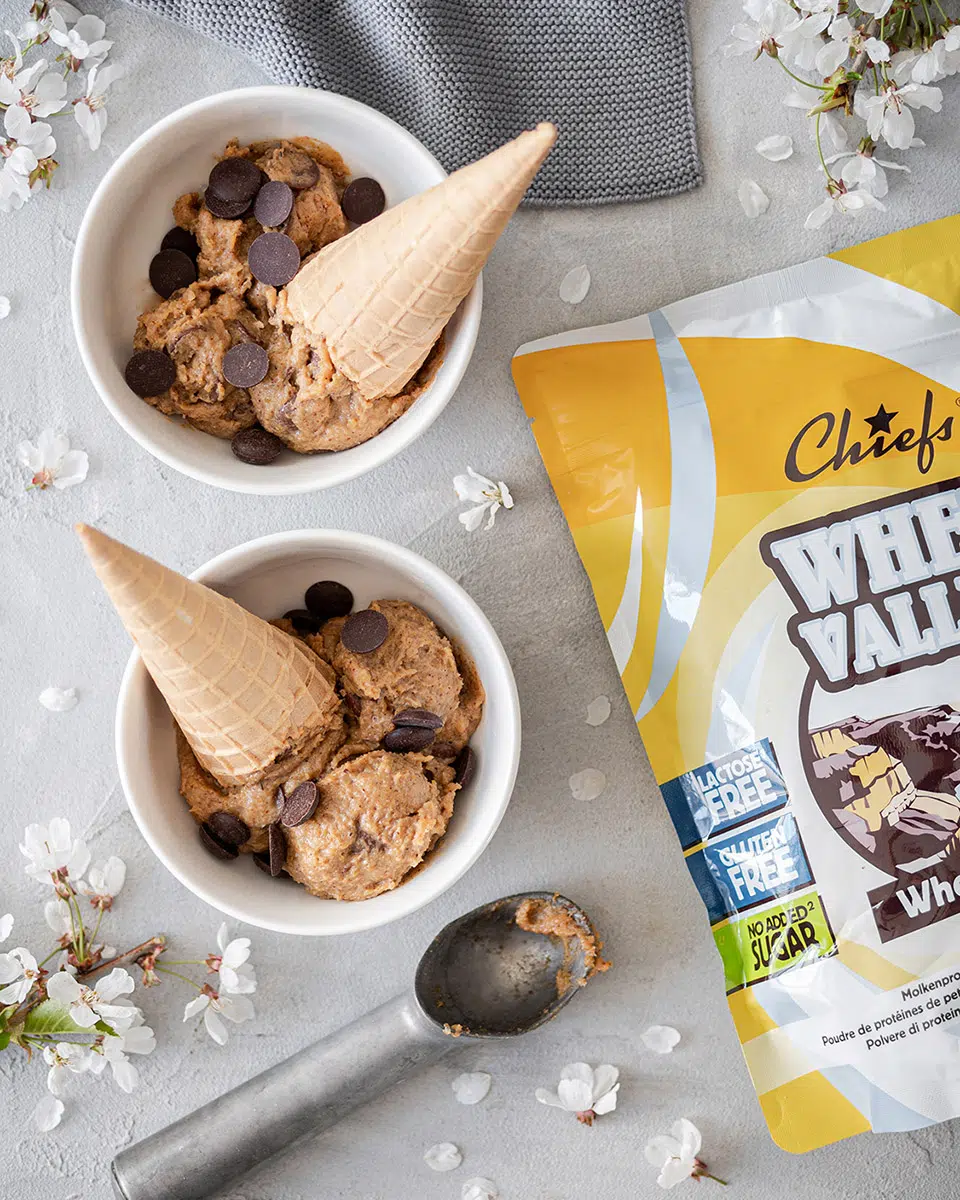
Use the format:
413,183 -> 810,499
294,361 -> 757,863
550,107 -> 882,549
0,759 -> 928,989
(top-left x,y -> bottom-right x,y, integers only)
512,215 -> 960,1153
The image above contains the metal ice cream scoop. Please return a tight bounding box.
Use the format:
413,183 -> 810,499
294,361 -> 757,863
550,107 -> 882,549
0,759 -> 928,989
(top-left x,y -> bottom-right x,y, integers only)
111,892 -> 602,1200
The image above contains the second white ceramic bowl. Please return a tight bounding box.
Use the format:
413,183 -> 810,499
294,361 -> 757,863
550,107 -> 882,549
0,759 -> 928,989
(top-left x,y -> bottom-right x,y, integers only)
115,530 -> 520,936
72,87 -> 482,495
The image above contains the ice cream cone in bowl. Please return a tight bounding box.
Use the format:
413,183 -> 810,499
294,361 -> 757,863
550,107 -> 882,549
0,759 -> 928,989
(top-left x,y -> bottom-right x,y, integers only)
71,86 -> 556,495
79,525 -> 521,935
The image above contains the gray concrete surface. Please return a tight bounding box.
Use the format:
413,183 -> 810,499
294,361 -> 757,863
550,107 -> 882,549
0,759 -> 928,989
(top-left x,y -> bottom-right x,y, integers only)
1,1 -> 958,1196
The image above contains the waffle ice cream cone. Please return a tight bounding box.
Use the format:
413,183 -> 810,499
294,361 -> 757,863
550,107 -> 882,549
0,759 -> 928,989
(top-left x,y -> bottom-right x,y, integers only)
282,122 -> 557,401
76,525 -> 339,788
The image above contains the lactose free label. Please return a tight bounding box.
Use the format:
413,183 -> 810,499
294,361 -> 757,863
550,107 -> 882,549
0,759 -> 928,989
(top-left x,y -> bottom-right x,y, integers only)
660,738 -> 789,850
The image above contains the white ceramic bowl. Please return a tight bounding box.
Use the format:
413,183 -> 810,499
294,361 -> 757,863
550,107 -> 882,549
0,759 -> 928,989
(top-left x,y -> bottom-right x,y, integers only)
72,87 -> 482,495
115,530 -> 521,936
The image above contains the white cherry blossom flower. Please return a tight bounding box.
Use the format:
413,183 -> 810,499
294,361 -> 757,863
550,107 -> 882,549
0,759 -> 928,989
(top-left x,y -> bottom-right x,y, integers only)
183,987 -> 254,1045
642,1024 -> 682,1054
454,467 -> 514,532
723,0 -> 798,59
20,818 -> 90,885
43,1041 -> 93,1095
804,185 -> 884,229
2,66 -> 68,118
17,428 -> 89,490
452,1071 -> 491,1104
49,11 -> 112,66
0,161 -> 32,212
645,1119 -> 726,1189
0,913 -> 13,943
424,1142 -> 462,1171
0,56 -> 45,106
535,1062 -> 620,1125
3,103 -> 56,178
33,1094 -> 64,1131
90,1022 -> 156,1092
854,81 -> 942,150
857,0 -> 893,15
79,856 -> 126,909
46,966 -> 137,1030
0,946 -> 41,1004
39,685 -> 78,712
208,923 -> 256,995
824,147 -> 909,198
779,10 -> 832,71
73,62 -> 122,151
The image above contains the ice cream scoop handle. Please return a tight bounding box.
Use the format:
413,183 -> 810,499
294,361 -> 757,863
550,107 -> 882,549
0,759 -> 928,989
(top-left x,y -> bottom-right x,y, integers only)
111,993 -> 454,1200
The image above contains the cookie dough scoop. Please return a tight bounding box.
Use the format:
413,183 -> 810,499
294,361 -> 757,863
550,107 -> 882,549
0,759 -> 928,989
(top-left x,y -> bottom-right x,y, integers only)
75,524 -> 339,788
280,122 -> 557,402
110,893 -> 605,1200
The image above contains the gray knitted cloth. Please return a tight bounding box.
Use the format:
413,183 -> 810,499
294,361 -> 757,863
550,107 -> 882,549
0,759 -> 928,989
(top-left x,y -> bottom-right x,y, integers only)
123,0 -> 700,206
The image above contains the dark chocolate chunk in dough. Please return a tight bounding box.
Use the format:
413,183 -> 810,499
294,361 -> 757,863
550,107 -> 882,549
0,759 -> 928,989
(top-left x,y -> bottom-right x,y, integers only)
205,811 -> 250,848
281,780 -> 320,827
340,609 -> 388,654
341,177 -> 386,224
160,226 -> 200,259
149,248 -> 198,299
455,746 -> 477,788
267,821 -> 287,875
283,608 -> 321,634
203,189 -> 253,220
208,156 -> 263,204
393,709 -> 444,730
125,349 -> 176,397
222,342 -> 269,388
254,179 -> 294,227
304,580 -> 354,620
199,823 -> 239,860
247,231 -> 301,287
382,725 -> 436,753
231,426 -> 284,465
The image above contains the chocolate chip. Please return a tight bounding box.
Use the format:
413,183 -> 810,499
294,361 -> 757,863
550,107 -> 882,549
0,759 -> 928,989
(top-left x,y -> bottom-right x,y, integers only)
304,580 -> 354,620
231,426 -> 284,465
267,821 -> 287,875
199,823 -> 239,860
281,151 -> 321,190
283,608 -> 321,634
340,609 -> 388,654
281,780 -> 319,827
254,179 -> 294,227
382,725 -> 436,753
160,226 -> 199,258
149,248 -> 198,299
208,156 -> 263,204
344,693 -> 362,716
205,811 -> 250,848
431,741 -> 456,760
203,190 -> 253,220
222,342 -> 269,388
455,746 -> 477,788
252,851 -> 274,875
394,709 -> 444,730
341,177 -> 386,224
247,231 -> 301,287
125,349 -> 176,397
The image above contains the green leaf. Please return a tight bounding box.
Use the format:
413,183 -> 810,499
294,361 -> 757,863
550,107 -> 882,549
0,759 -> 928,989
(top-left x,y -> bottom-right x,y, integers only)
0,1031 -> 10,1052
94,1019 -> 117,1037
22,999 -> 90,1038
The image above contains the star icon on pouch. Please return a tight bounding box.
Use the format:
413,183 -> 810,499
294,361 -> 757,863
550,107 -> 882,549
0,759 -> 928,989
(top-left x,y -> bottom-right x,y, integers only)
864,405 -> 898,436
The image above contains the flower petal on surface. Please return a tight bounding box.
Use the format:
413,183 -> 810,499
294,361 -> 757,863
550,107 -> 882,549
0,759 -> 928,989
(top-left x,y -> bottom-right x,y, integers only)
424,1142 -> 462,1171
585,695 -> 611,726
203,1007 -> 228,1045
556,1076 -> 594,1113
642,1025 -> 682,1054
459,503 -> 491,533
183,994 -> 208,1021
672,1117 -> 702,1159
39,686 -> 78,712
738,179 -> 770,218
0,296 -> 10,320
462,1178 -> 498,1200
592,1082 -> 619,1115
52,450 -> 88,489
534,1087 -> 565,1108
645,1134 -> 682,1168
569,768 -> 606,802
0,913 -> 12,942
590,1063 -> 619,1099
658,1157 -> 695,1189
755,134 -> 793,161
559,264 -> 591,304
452,1071 -> 491,1105
33,1094 -> 64,1132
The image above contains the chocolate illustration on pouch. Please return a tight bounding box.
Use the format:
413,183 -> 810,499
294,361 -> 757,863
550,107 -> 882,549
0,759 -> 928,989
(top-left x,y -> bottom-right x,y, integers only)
784,390 -> 955,483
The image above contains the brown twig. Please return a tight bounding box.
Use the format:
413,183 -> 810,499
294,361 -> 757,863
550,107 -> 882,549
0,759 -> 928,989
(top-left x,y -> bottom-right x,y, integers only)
76,934 -> 167,979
